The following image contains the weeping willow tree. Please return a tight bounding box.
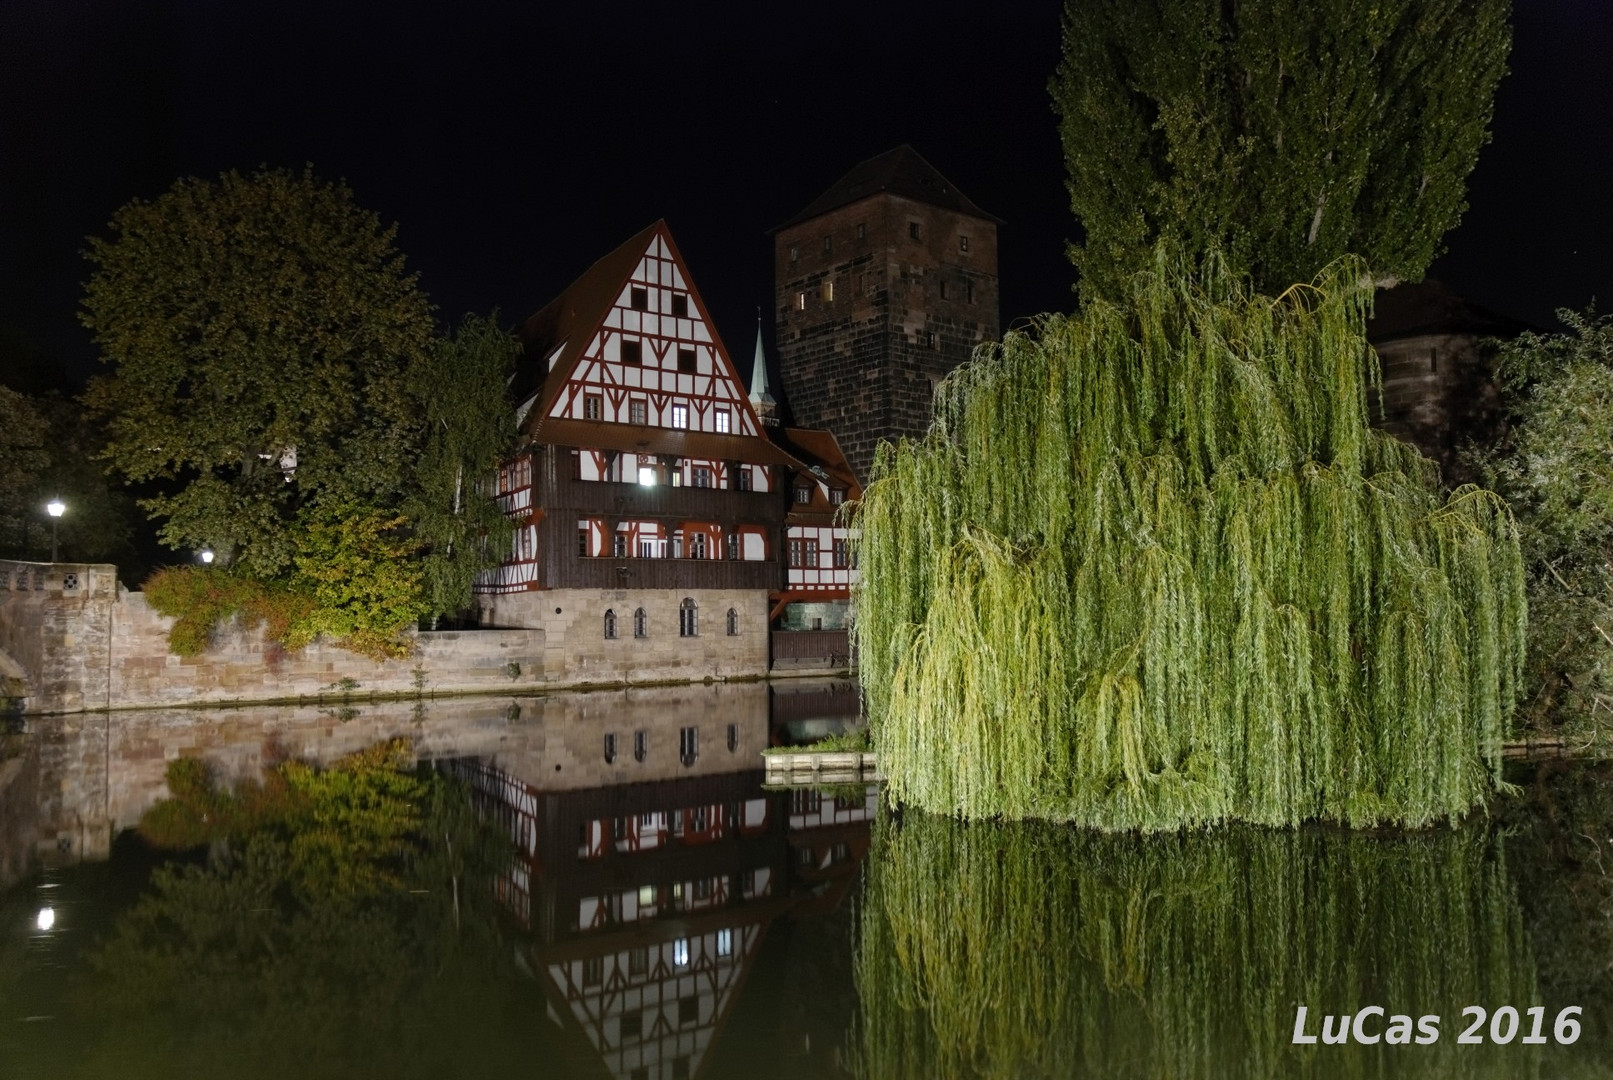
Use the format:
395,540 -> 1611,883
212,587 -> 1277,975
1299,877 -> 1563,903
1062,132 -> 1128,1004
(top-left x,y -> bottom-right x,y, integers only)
853,813 -> 1541,1080
852,256 -> 1526,828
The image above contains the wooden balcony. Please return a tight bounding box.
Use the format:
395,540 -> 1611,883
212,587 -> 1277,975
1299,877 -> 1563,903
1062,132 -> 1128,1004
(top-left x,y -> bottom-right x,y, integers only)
563,555 -> 781,591
540,473 -> 784,525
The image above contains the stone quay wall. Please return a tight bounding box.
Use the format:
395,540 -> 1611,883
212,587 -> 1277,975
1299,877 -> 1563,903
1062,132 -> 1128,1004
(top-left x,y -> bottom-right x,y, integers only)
0,559 -> 546,714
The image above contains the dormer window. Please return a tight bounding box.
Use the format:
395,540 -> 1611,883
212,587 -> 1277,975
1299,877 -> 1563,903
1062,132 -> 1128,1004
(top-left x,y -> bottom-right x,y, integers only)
829,488 -> 845,506
630,287 -> 648,311
794,486 -> 812,505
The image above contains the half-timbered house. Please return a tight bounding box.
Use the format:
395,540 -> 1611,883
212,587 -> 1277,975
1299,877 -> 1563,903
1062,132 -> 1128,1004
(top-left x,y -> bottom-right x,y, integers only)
476,221 -> 808,681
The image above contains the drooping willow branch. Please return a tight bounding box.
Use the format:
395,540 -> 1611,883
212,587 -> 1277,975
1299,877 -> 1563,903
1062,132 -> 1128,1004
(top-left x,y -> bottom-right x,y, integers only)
852,255 -> 1526,828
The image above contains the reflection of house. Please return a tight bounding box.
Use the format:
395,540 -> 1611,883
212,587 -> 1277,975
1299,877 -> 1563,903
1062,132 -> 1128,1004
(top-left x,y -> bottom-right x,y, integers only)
448,749 -> 875,1080
475,221 -> 860,674
1367,280 -> 1530,482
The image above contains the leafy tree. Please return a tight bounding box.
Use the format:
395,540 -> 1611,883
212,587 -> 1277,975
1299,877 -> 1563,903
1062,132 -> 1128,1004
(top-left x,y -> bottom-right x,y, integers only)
80,167 -> 437,578
1050,0 -> 1511,299
1473,310 -> 1613,730
406,313 -> 518,624
286,500 -> 428,659
0,385 -> 49,551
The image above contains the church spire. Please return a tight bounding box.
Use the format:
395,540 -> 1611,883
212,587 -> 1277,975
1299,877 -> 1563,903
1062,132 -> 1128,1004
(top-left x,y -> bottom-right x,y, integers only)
750,313 -> 778,426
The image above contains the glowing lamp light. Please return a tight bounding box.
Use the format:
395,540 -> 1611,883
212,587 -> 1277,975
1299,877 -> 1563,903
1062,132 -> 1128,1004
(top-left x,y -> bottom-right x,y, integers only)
46,499 -> 65,518
638,467 -> 656,486
199,548 -> 215,565
36,907 -> 54,932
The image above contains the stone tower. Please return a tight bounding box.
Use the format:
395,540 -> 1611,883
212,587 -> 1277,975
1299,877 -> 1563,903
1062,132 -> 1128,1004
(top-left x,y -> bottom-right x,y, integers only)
772,145 -> 1000,483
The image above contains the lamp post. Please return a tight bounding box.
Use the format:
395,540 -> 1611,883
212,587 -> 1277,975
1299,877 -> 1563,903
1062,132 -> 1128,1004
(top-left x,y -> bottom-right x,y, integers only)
45,499 -> 65,563
199,548 -> 215,565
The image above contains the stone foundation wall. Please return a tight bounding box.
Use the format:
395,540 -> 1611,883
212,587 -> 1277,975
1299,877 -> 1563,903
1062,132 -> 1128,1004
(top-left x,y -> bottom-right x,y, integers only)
477,587 -> 769,684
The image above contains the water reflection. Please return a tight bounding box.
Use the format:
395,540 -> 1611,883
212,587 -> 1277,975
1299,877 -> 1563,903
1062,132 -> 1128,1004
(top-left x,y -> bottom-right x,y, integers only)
854,815 -> 1546,1080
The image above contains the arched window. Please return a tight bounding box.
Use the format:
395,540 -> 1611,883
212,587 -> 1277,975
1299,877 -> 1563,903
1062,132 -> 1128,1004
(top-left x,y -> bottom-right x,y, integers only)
604,733 -> 618,763
603,609 -> 617,639
679,725 -> 699,766
726,607 -> 739,636
679,598 -> 698,637
633,607 -> 647,639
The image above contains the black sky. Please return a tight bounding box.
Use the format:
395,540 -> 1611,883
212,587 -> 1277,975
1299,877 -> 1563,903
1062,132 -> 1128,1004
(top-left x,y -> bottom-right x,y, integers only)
2,0 -> 1609,392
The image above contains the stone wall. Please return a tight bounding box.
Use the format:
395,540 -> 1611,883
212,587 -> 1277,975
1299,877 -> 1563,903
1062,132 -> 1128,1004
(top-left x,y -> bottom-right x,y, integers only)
0,739 -> 41,891
1372,332 -> 1504,484
476,587 -> 769,684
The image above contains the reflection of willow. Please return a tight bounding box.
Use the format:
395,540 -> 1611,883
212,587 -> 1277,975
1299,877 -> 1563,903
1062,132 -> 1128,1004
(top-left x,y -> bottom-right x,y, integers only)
854,814 -> 1539,1080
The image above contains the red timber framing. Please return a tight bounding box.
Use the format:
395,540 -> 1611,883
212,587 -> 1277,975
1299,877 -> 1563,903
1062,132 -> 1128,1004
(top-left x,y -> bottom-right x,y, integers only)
768,427 -> 861,608
478,221 -> 805,595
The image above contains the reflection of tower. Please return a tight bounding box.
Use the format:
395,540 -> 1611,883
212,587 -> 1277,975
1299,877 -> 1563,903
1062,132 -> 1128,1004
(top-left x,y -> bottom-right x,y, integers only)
772,145 -> 1001,484
449,744 -> 876,1080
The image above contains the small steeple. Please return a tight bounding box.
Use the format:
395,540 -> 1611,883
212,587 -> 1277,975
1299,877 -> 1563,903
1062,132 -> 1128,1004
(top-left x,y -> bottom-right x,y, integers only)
750,313 -> 778,426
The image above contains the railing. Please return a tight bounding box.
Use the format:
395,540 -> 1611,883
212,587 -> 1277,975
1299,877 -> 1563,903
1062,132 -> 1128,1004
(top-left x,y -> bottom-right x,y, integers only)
772,629 -> 851,664
541,474 -> 784,524
564,557 -> 781,591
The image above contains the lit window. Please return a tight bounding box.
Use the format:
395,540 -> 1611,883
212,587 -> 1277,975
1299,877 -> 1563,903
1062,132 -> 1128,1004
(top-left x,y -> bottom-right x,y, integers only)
959,234 -> 970,253
909,221 -> 922,240
717,928 -> 733,956
638,466 -> 656,486
629,399 -> 647,425
671,293 -> 689,317
821,280 -> 834,302
674,938 -> 690,966
621,339 -> 642,365
677,347 -> 696,373
638,884 -> 655,906
715,409 -> 730,433
671,404 -> 688,429
630,286 -> 648,311
584,394 -> 602,420
797,292 -> 806,311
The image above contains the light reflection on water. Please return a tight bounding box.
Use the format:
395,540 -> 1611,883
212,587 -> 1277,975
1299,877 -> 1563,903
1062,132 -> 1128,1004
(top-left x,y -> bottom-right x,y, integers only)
0,686 -> 1610,1079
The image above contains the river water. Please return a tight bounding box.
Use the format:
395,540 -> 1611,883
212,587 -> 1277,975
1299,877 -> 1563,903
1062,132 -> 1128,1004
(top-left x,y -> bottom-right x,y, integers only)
1,681 -> 1610,1078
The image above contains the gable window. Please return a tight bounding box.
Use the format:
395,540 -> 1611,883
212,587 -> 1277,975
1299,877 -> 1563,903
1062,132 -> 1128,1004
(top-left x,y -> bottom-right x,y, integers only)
794,485 -> 812,505
670,293 -> 689,317
630,286 -> 648,311
679,597 -> 698,637
692,466 -> 712,488
621,339 -> 642,365
715,409 -> 730,433
584,394 -> 602,420
629,399 -> 647,425
677,347 -> 696,373
671,404 -> 689,429
679,725 -> 699,765
604,609 -> 617,639
634,607 -> 647,638
833,539 -> 849,569
909,221 -> 922,241
959,235 -> 970,253
726,608 -> 738,636
829,488 -> 845,506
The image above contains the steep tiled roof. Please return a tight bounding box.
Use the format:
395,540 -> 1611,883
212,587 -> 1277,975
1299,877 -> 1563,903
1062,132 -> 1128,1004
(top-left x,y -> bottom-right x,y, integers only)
772,144 -> 1000,232
1367,280 -> 1533,342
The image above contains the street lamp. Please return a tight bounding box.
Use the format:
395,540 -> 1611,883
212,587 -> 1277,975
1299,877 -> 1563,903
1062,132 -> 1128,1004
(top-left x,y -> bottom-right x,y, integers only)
45,499 -> 65,563
199,548 -> 215,565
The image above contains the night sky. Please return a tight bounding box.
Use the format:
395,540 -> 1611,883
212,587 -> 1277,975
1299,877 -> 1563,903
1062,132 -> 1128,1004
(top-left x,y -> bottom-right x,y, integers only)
2,0 -> 1610,393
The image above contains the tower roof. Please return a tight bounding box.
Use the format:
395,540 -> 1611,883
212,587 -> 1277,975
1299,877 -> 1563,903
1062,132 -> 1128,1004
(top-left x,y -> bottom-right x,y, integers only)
750,318 -> 775,407
771,144 -> 1001,232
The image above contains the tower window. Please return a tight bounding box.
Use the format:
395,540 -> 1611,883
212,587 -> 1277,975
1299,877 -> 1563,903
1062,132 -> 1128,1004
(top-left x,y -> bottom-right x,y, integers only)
925,330 -> 936,348
823,235 -> 832,254
821,280 -> 834,302
789,245 -> 798,262
677,347 -> 696,373
939,281 -> 948,300
797,292 -> 806,311
967,281 -> 975,304
584,394 -> 602,420
621,339 -> 642,365
670,293 -> 689,317
630,287 -> 648,311
856,222 -> 866,240
629,399 -> 647,425
959,235 -> 970,253
909,221 -> 922,241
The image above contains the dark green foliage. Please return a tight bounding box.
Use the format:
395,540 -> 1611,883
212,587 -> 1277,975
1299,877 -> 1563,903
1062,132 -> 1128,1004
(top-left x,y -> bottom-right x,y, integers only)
1051,0 -> 1511,300
1472,312 -> 1613,731
81,167 -> 437,578
853,257 -> 1526,828
405,312 -> 519,623
854,811 -> 1539,1079
0,385 -> 49,551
